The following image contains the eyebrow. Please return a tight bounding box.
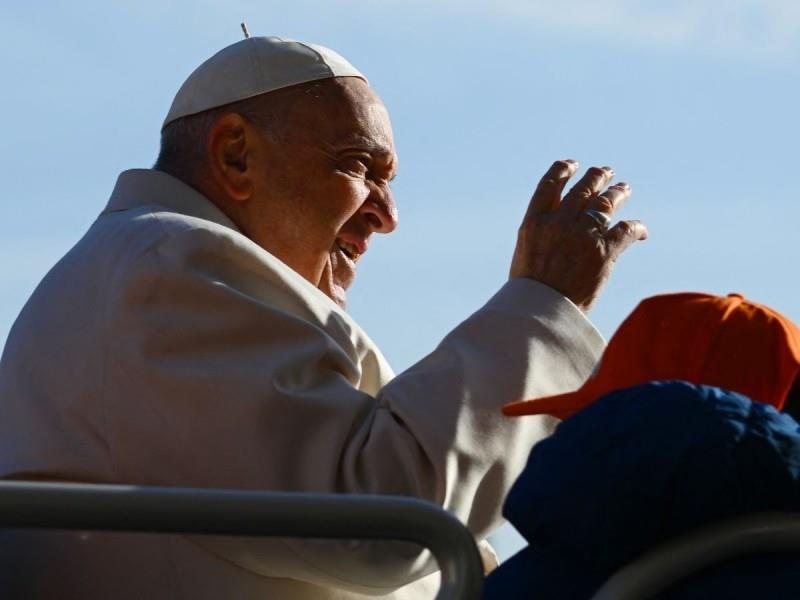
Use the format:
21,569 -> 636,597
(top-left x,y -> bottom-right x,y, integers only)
327,134 -> 394,156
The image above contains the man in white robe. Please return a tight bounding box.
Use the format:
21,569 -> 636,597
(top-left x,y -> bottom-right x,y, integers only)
0,36 -> 646,598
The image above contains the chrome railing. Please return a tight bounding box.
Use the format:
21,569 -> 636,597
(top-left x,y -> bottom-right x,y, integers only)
0,481 -> 483,600
591,512 -> 800,600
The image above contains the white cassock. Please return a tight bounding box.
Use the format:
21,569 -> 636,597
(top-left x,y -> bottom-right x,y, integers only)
0,169 -> 604,599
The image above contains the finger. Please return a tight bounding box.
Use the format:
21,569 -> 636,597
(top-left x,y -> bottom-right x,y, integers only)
587,182 -> 632,217
561,165 -> 614,214
526,159 -> 579,218
605,219 -> 648,258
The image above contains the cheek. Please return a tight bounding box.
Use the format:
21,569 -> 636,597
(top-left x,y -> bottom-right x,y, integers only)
321,176 -> 370,229
259,159 -> 369,240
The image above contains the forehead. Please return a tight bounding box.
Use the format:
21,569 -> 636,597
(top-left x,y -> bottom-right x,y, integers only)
287,78 -> 395,157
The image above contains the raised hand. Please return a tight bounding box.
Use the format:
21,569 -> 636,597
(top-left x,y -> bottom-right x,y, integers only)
509,160 -> 647,311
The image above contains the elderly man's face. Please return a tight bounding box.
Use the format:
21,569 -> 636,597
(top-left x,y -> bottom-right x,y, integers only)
245,77 -> 398,308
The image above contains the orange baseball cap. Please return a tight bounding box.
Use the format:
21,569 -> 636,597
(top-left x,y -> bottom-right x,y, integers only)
503,292 -> 800,419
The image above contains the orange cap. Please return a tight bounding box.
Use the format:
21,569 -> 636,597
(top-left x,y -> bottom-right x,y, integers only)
503,292 -> 800,419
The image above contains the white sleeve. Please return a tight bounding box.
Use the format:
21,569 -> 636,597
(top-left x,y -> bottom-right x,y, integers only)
104,225 -> 604,594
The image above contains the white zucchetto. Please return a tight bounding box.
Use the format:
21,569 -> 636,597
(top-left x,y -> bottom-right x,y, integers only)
163,36 -> 366,130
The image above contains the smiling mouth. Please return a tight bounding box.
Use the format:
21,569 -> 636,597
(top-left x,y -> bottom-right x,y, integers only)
336,240 -> 362,262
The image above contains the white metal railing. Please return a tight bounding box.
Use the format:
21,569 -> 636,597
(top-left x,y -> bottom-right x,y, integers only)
0,481 -> 483,600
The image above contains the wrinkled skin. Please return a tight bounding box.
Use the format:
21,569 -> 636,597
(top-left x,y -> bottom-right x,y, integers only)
200,77 -> 644,311
510,160 -> 647,311
201,77 -> 397,308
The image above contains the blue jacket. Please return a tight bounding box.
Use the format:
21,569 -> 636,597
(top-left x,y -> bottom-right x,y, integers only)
485,381 -> 800,599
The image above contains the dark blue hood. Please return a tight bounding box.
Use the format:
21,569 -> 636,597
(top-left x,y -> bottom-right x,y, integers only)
485,381 -> 800,599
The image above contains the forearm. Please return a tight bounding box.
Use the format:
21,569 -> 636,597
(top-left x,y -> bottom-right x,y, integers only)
350,278 -> 604,533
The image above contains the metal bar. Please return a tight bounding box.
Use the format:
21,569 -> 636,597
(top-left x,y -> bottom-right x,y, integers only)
0,481 -> 483,600
590,512 -> 800,600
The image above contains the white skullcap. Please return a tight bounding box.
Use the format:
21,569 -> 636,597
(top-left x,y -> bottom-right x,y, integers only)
162,36 -> 366,130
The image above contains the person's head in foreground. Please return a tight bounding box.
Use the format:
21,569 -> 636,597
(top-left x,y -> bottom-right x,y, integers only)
154,36 -> 398,308
487,382 -> 800,600
503,291 -> 800,420
487,294 -> 800,599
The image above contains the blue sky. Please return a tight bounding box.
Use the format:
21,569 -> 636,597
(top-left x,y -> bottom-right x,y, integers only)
2,0 -> 799,559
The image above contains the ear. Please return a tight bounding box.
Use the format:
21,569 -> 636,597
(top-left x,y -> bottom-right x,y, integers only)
206,113 -> 255,203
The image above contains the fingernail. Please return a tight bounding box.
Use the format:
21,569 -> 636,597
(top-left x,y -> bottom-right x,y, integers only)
616,181 -> 630,190
565,159 -> 579,170
602,166 -> 615,176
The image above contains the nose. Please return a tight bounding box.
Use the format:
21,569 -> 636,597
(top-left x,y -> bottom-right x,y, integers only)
360,185 -> 398,234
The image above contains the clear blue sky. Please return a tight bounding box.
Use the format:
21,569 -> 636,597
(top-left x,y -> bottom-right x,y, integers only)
2,0 -> 799,560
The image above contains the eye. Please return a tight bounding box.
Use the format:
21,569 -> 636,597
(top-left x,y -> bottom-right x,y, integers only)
378,172 -> 397,186
340,155 -> 371,177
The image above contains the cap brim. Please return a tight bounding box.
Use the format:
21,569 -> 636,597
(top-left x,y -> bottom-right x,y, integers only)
502,382 -> 604,419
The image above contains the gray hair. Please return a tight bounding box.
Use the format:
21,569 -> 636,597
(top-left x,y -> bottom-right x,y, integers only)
153,81 -> 329,183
